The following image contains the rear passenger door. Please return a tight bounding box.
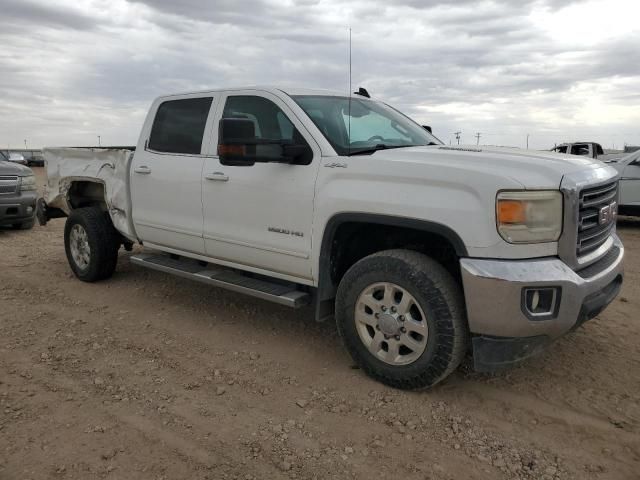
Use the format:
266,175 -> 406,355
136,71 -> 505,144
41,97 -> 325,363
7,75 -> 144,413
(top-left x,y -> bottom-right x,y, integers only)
131,95 -> 217,255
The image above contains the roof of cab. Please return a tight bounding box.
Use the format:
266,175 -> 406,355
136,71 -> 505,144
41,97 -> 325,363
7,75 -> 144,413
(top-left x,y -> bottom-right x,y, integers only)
156,86 -> 354,100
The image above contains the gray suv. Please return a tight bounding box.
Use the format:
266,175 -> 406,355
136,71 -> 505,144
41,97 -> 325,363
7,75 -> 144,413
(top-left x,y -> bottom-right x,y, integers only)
0,160 -> 37,229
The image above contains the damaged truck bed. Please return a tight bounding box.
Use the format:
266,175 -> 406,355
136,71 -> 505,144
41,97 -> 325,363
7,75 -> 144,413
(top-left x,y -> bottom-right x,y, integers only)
40,147 -> 137,242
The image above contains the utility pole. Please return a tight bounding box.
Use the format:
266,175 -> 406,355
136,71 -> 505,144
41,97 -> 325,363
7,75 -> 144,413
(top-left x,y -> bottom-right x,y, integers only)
454,131 -> 461,145
97,135 -> 101,147
526,134 -> 529,149
24,139 -> 28,150
475,132 -> 481,146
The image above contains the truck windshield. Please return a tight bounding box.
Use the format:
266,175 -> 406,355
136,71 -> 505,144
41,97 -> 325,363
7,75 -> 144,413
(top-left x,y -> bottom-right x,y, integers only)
292,95 -> 441,156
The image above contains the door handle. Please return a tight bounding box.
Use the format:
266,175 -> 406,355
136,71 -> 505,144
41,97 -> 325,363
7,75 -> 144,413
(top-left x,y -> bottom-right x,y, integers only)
134,166 -> 152,174
205,172 -> 229,182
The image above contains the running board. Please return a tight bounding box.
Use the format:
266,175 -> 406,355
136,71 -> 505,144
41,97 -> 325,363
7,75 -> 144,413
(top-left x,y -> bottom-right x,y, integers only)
130,253 -> 310,308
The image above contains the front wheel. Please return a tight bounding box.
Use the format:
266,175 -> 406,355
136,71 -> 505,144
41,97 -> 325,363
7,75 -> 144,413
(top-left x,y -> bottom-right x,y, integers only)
335,249 -> 468,390
64,207 -> 120,282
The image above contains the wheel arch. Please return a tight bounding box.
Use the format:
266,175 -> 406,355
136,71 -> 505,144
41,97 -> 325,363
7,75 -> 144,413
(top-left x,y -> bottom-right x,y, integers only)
314,213 -> 468,321
66,180 -> 109,211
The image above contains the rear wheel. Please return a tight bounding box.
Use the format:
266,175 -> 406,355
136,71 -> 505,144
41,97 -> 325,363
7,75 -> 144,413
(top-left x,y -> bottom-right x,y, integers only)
64,207 -> 119,282
336,249 -> 468,389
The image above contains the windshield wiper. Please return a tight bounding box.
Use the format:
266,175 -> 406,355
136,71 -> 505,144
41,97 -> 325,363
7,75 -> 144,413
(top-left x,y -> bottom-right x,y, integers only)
348,142 -> 438,156
348,144 -> 407,156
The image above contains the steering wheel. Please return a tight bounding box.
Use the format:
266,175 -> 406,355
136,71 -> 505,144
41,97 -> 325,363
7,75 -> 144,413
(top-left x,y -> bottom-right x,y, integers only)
367,135 -> 385,143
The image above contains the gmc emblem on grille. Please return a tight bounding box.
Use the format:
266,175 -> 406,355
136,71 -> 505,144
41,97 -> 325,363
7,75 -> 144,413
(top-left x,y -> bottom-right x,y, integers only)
598,201 -> 618,225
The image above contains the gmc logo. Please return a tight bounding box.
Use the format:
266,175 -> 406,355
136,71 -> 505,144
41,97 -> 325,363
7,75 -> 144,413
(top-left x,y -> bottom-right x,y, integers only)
598,201 -> 618,226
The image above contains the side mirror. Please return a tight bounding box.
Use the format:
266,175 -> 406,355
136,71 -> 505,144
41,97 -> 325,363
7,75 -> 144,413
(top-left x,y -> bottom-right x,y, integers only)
422,125 -> 432,133
218,117 -> 312,166
218,118 -> 258,166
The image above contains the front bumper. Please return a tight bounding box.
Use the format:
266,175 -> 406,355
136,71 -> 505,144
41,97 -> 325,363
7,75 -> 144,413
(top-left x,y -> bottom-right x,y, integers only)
0,191 -> 37,226
460,234 -> 624,371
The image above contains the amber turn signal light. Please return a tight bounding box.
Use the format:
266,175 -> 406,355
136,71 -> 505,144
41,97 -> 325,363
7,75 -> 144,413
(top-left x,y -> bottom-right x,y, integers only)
497,200 -> 526,224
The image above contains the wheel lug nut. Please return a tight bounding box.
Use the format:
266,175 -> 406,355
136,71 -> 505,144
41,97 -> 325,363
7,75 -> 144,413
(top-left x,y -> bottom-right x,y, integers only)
374,313 -> 380,319
394,335 -> 400,341
399,315 -> 405,321
400,327 -> 406,333
390,306 -> 396,313
381,306 -> 387,312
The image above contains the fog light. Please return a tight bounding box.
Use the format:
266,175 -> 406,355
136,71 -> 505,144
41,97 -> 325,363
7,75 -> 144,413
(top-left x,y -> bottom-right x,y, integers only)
522,287 -> 561,320
26,206 -> 33,214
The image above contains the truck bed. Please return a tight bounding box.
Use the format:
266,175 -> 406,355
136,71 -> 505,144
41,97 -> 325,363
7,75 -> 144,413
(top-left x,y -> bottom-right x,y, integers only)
43,147 -> 137,240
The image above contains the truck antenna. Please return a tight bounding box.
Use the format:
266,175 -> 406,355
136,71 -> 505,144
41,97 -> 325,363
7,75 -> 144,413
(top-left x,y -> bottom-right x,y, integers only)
348,26 -> 352,156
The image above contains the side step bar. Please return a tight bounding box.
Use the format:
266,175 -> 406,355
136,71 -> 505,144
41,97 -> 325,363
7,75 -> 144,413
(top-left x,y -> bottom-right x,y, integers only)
130,253 -> 310,308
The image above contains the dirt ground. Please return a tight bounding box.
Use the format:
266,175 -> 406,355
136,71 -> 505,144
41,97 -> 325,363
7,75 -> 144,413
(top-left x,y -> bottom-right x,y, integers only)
0,168 -> 638,480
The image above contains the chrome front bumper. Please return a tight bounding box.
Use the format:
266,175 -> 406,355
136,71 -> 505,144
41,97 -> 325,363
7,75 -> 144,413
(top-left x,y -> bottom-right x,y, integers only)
460,234 -> 624,370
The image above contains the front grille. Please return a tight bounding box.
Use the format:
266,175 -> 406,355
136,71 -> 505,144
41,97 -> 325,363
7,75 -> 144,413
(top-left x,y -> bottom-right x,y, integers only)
576,245 -> 620,279
577,181 -> 618,256
0,176 -> 18,195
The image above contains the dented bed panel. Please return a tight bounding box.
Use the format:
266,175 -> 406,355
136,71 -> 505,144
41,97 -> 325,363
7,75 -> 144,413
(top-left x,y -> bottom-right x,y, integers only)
43,147 -> 138,241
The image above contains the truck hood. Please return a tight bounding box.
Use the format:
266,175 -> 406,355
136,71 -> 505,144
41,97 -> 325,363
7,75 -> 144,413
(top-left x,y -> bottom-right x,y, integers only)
0,160 -> 32,176
370,144 -> 613,189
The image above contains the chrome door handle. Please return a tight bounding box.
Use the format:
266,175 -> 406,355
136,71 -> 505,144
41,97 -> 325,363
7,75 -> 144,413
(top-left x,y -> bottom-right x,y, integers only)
205,172 -> 229,182
134,166 -> 152,174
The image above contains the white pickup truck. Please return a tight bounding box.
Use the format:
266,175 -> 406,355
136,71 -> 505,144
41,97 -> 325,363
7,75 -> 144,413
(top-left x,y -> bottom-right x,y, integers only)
38,86 -> 624,389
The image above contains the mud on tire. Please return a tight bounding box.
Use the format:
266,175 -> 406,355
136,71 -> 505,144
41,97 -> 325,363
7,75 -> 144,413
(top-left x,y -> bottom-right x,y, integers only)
64,207 -> 120,282
335,249 -> 468,390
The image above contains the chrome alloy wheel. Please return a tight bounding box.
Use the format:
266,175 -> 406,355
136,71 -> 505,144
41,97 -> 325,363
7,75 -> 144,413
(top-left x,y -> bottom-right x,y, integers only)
69,224 -> 91,270
355,282 -> 429,365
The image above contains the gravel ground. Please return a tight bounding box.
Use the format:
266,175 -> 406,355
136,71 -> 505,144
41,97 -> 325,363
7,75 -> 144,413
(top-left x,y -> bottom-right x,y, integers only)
0,168 -> 638,479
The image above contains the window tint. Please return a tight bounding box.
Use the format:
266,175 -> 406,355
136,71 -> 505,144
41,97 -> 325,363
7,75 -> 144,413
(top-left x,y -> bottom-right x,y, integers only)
221,95 -> 312,165
223,96 -> 296,141
149,97 -> 213,154
573,144 -> 590,156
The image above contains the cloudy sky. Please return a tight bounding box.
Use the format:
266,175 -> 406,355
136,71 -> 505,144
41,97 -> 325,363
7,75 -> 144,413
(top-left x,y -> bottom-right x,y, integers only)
1,0 -> 639,150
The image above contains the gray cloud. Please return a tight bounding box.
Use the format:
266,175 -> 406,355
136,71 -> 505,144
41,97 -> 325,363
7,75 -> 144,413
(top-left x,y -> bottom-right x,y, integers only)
0,0 -> 638,150
0,0 -> 100,31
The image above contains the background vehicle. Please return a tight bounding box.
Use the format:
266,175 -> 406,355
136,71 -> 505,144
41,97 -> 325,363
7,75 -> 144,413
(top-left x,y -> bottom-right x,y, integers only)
552,142 -> 604,158
603,149 -> 640,216
551,142 -> 623,162
28,153 -> 45,167
38,86 -> 624,389
7,153 -> 28,166
0,159 -> 37,229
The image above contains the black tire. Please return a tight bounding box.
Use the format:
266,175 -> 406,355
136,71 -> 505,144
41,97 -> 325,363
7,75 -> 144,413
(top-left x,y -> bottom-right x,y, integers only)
12,217 -> 35,230
335,249 -> 468,390
64,207 -> 119,282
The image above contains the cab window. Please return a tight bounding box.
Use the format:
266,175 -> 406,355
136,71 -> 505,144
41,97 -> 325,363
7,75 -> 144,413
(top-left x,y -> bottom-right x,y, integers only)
149,97 -> 213,155
222,95 -> 312,165
223,96 -> 297,142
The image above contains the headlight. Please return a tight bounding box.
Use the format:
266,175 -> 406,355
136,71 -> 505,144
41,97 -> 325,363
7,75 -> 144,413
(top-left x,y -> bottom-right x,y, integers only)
496,190 -> 563,243
20,175 -> 37,191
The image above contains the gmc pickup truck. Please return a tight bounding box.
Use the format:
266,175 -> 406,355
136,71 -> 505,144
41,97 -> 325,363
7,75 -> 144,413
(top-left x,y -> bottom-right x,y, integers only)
38,87 -> 624,389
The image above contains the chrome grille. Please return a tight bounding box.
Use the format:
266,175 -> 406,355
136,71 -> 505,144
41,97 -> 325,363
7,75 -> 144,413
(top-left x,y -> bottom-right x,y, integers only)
577,181 -> 618,256
0,176 -> 18,195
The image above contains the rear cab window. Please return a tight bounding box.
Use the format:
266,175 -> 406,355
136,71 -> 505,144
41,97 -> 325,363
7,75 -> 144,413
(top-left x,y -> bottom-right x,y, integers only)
149,97 -> 213,154
572,144 -> 590,156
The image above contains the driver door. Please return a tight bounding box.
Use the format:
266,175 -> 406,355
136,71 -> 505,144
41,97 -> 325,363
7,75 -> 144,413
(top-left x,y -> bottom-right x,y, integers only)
201,91 -> 321,282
